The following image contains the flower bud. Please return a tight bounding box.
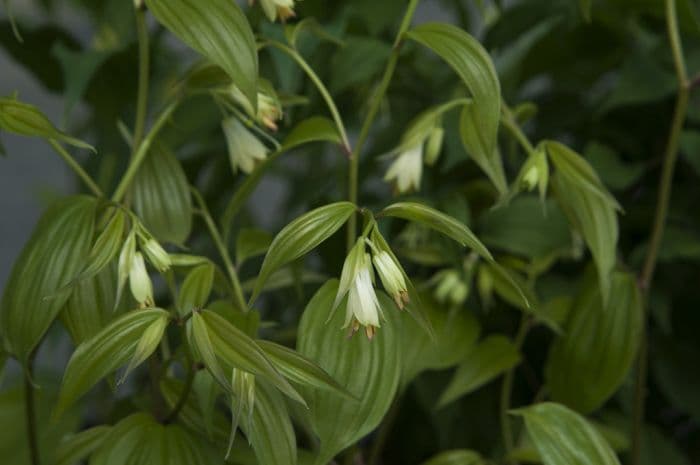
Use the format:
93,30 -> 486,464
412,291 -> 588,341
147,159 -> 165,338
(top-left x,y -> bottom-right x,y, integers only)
372,250 -> 409,309
522,164 -> 539,191
434,270 -> 469,306
257,92 -> 282,131
424,126 -> 444,166
141,238 -> 171,273
129,252 -> 154,307
256,0 -> 296,22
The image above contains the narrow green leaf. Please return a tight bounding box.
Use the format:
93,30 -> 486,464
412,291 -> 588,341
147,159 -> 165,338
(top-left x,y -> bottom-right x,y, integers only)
407,23 -> 501,156
55,308 -> 169,418
545,272 -> 642,413
1,195 -> 97,362
421,450 -> 484,465
197,310 -> 306,406
552,172 -> 618,303
297,280 -> 402,465
281,116 -> 342,152
512,402 -> 621,465
579,0 -> 592,22
177,263 -> 215,316
78,208 -> 126,281
145,0 -> 258,111
0,96 -> 95,150
437,335 -> 520,408
131,143 -> 192,245
381,202 -> 492,260
258,340 -> 354,399
459,104 -> 507,195
250,202 -> 357,304
54,425 -> 112,465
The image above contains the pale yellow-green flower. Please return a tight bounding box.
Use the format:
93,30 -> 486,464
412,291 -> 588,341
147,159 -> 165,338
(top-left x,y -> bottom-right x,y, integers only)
222,117 -> 268,174
384,144 -> 423,194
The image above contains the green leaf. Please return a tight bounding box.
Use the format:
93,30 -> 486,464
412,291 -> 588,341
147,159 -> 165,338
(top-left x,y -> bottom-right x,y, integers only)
0,96 -> 95,150
55,308 -> 169,418
236,228 -> 273,267
545,141 -> 621,211
381,202 -> 492,260
131,143 -> 192,245
257,340 -> 354,399
281,116 -> 342,152
545,272 -> 642,413
512,402 -> 621,465
285,18 -> 343,49
91,413 -> 217,465
459,104 -> 507,195
297,280 -> 402,465
437,335 -> 520,408
421,450 -> 484,465
330,36 -> 391,93
584,142 -> 645,191
242,379 -> 298,465
192,310 -> 305,406
579,0 -> 592,21
250,202 -> 357,304
77,208 -> 127,282
177,263 -> 215,316
407,22 -> 501,156
552,171 -> 618,304
400,291 -> 480,386
145,0 -> 258,111
481,262 -> 545,325
1,195 -> 97,362
60,264 -> 118,345
54,425 -> 111,465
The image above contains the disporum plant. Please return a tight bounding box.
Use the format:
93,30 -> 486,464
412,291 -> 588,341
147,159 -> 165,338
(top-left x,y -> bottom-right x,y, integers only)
1,0 -> 699,464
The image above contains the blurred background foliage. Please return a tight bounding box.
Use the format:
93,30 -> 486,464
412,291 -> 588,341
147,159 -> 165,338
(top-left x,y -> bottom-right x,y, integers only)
1,0 -> 700,464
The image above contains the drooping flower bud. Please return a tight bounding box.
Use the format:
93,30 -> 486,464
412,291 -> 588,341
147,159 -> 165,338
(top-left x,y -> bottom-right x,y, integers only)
222,117 -> 268,174
434,270 -> 469,306
141,238 -> 171,273
257,91 -> 282,131
424,126 -> 444,166
384,145 -> 423,194
371,250 -> 409,310
129,252 -> 154,307
255,0 -> 296,22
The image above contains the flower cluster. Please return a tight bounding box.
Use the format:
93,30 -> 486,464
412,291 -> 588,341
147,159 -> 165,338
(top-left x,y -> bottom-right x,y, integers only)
117,225 -> 171,308
332,235 -> 409,339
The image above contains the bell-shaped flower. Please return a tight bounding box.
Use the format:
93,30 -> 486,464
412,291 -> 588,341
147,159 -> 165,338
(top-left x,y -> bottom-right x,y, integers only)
371,248 -> 409,310
256,0 -> 296,22
129,252 -> 154,307
222,117 -> 268,174
344,253 -> 383,339
140,238 -> 171,273
384,144 -> 423,194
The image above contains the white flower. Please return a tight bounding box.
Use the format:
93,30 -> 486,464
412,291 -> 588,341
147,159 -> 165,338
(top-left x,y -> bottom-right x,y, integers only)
140,238 -> 171,273
344,253 -> 383,339
256,0 -> 296,22
129,252 -> 154,307
384,144 -> 423,194
222,117 -> 268,174
434,270 -> 469,306
257,92 -> 282,131
372,250 -> 409,309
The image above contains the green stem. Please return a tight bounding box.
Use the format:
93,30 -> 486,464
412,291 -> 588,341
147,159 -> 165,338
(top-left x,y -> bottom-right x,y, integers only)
132,7 -> 150,153
111,101 -> 178,203
24,355 -> 40,465
631,2 -> 690,462
500,315 -> 531,465
192,188 -> 248,312
500,103 -> 536,156
164,328 -> 195,424
48,140 -> 103,197
263,41 -> 350,153
346,0 -> 421,251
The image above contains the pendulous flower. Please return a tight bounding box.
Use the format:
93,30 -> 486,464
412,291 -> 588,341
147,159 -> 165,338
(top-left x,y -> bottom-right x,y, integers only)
254,0 -> 296,22
384,144 -> 423,194
371,248 -> 409,310
222,117 -> 268,174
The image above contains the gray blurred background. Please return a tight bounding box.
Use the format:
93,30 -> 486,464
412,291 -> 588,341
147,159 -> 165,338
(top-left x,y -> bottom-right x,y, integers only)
0,2 -> 457,289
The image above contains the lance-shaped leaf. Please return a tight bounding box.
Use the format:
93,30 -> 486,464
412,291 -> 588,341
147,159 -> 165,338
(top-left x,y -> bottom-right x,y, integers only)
545,141 -> 621,211
552,172 -> 618,303
0,96 -> 95,150
177,263 -> 215,316
250,202 -> 357,304
78,208 -> 127,281
460,104 -> 507,195
145,0 -> 258,112
297,280 -> 402,465
545,272 -> 642,413
380,202 -> 492,260
1,195 -> 97,362
511,402 -> 621,465
54,425 -> 112,465
241,379 -> 298,465
91,413 -> 217,465
190,310 -> 305,406
437,335 -> 520,408
281,116 -> 342,152
407,23 -> 501,156
257,340 -> 354,399
421,450 -> 485,465
55,308 -> 169,418
236,228 -> 273,267
131,143 -> 192,245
